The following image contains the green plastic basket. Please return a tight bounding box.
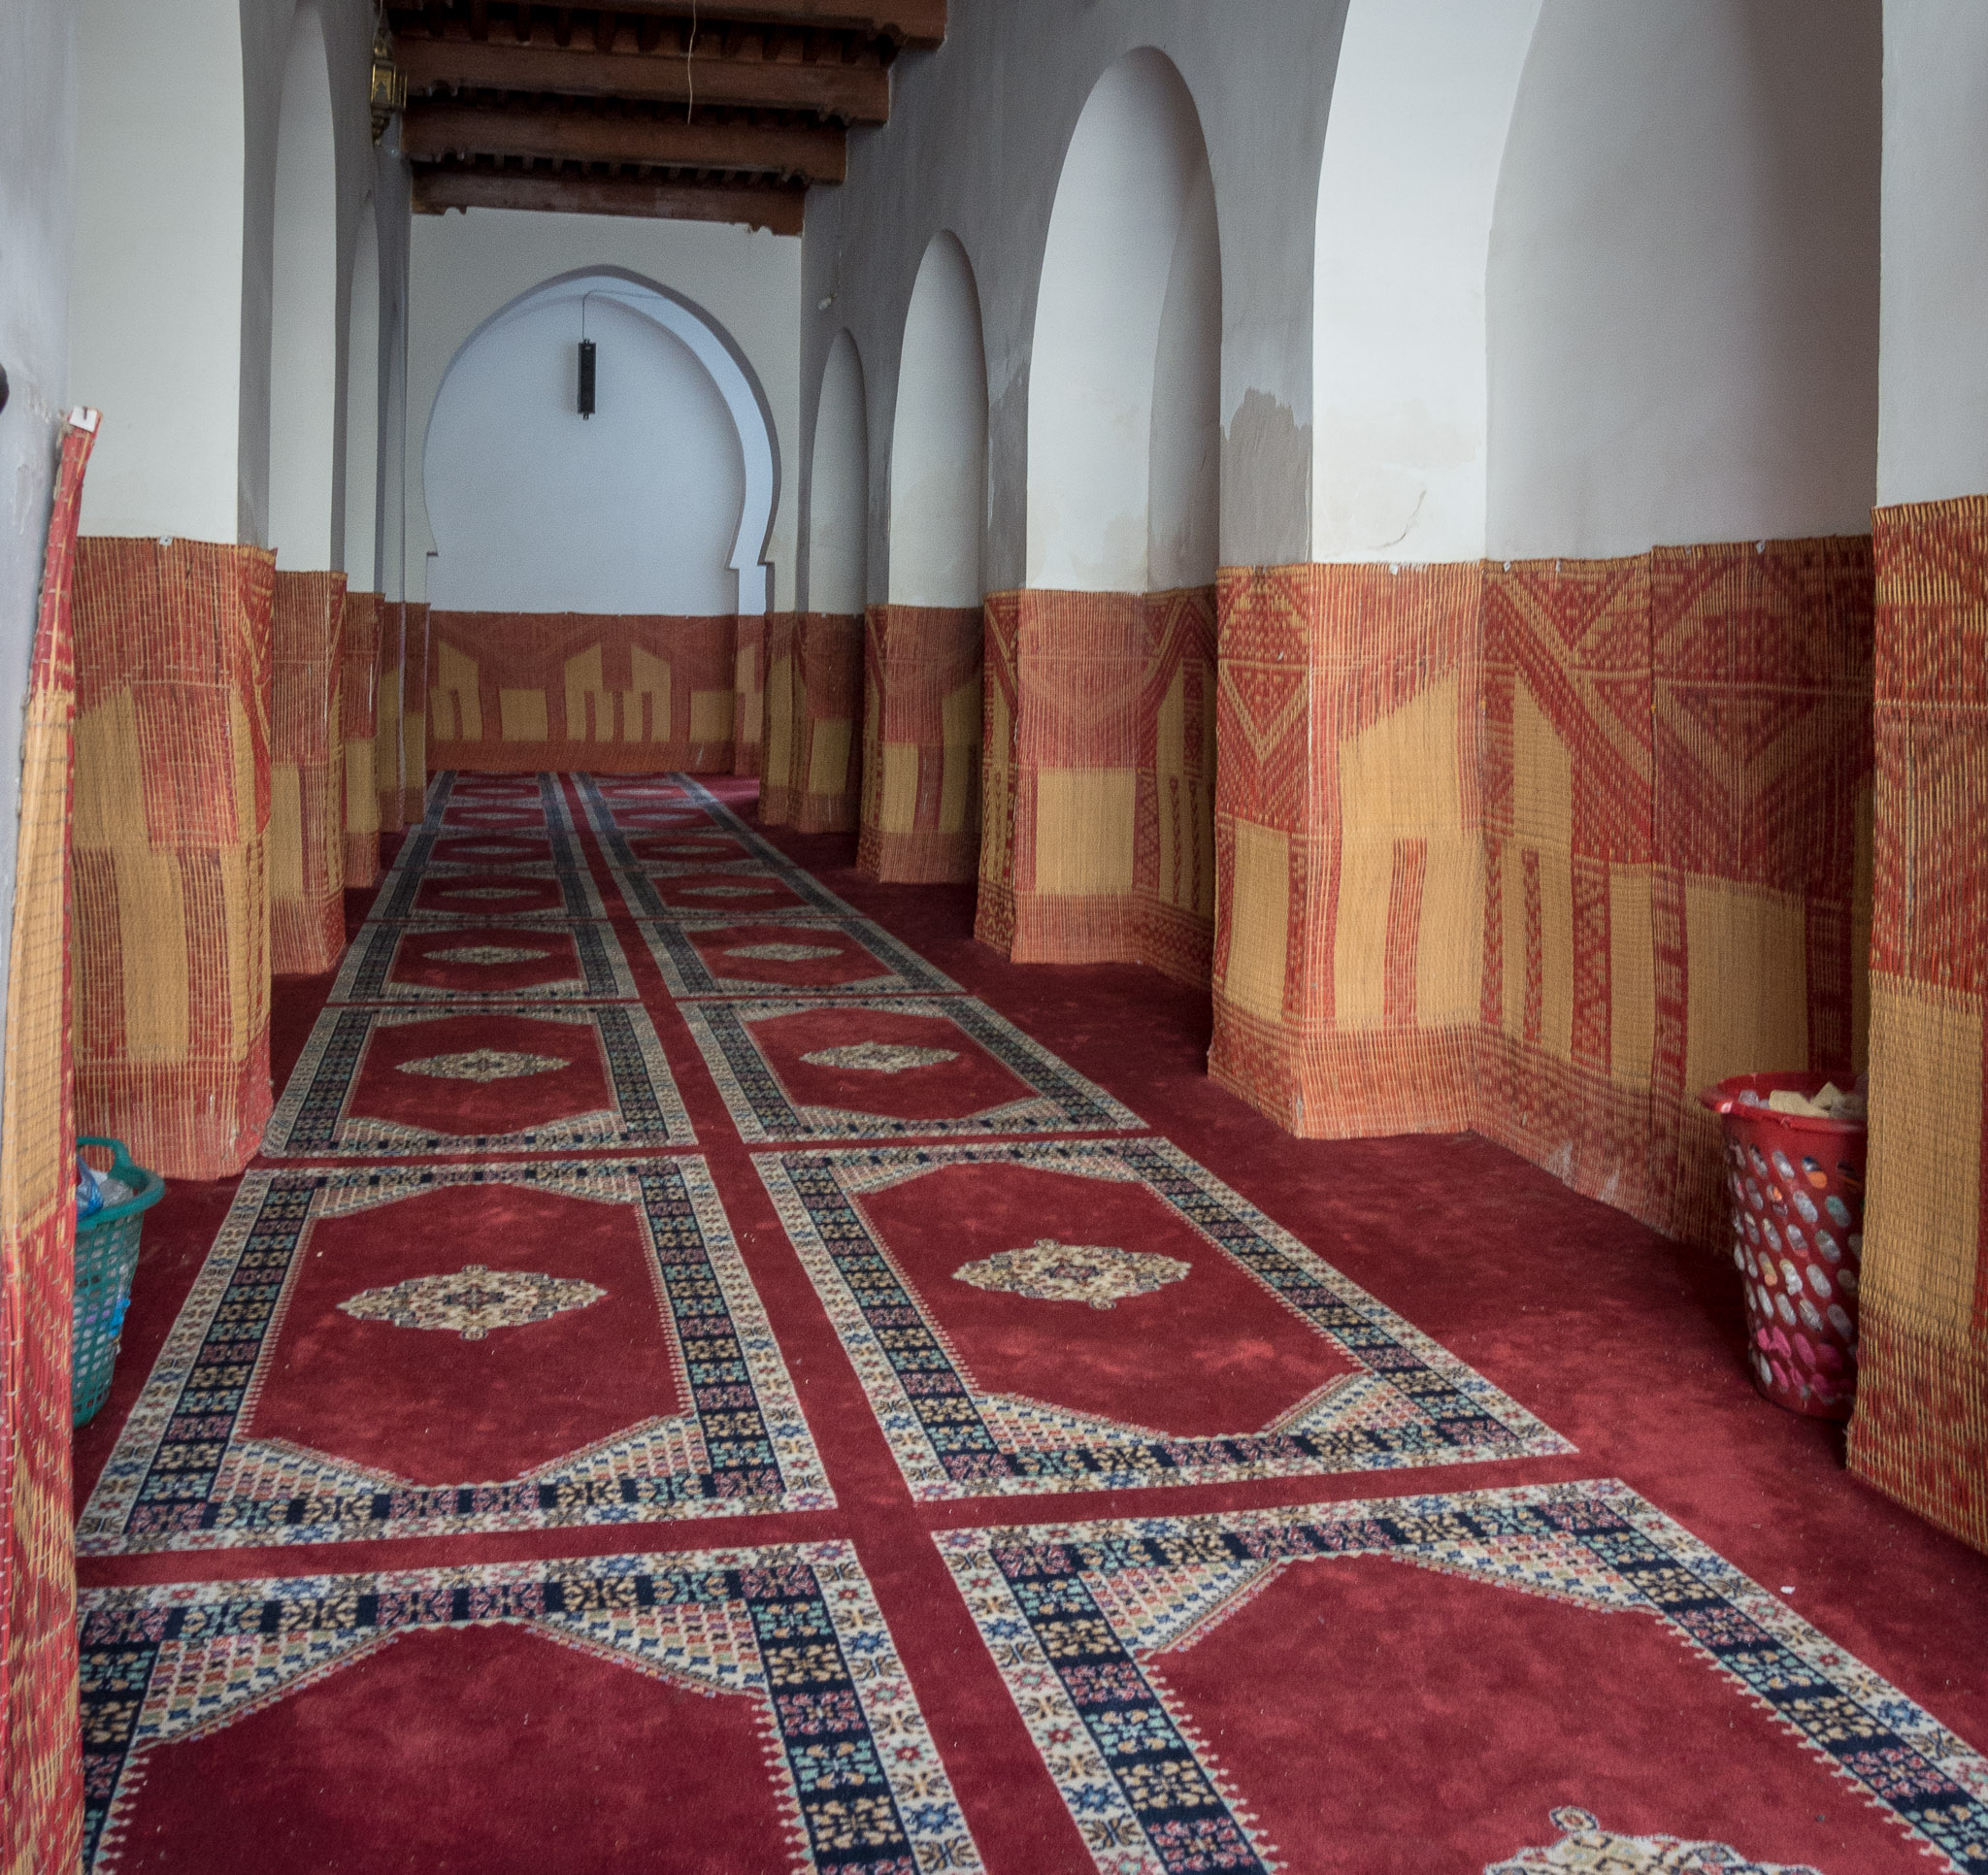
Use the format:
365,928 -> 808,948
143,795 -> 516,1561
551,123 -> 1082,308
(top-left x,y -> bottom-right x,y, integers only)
72,1135 -> 165,1428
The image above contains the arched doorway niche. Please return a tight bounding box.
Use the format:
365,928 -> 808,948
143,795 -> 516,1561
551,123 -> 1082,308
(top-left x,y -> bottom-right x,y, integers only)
420,269 -> 779,615
808,331 -> 870,614
889,233 -> 986,608
857,235 -> 988,884
991,48 -> 1221,986
1027,48 -> 1219,595
269,2 -> 340,569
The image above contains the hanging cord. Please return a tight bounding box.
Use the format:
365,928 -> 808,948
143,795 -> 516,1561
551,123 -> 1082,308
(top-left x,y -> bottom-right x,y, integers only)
686,0 -> 697,122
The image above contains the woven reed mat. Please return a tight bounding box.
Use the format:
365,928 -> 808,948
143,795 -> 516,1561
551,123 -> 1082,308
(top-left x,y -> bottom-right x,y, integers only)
2,409 -> 95,1875
1849,492 -> 1988,1555
340,591 -> 382,889
72,536 -> 274,1180
271,570 -> 347,974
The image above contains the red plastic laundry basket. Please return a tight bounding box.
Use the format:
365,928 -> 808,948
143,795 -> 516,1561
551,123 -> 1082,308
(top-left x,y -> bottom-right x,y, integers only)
1698,1072 -> 1866,1421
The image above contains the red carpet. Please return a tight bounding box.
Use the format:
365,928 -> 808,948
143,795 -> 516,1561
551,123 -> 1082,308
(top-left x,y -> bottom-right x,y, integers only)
70,772 -> 1988,1873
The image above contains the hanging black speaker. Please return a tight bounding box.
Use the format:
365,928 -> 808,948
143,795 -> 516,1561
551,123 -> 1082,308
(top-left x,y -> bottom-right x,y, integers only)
578,339 -> 597,419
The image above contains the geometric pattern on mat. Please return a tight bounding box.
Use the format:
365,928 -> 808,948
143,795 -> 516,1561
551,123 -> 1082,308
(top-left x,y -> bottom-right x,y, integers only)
938,1479 -> 1988,1875
759,1136 -> 1570,1497
688,995 -> 1143,1142
369,858 -> 607,922
576,770 -> 857,919
77,1159 -> 830,1552
326,915 -> 637,1003
262,1001 -> 694,1155
609,859 -> 851,920
638,914 -> 963,1000
78,1541 -> 977,1875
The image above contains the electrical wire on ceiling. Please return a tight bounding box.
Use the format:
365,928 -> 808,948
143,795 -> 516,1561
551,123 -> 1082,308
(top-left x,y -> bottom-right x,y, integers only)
687,0 -> 698,122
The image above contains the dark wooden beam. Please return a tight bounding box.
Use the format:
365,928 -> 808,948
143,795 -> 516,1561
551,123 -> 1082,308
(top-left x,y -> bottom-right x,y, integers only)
403,101 -> 846,180
411,166 -> 806,232
401,2 -> 944,48
397,34 -> 889,119
599,1 -> 944,48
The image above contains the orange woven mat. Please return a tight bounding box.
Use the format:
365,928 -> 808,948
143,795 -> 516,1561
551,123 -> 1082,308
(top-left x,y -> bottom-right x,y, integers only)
1848,493 -> 1988,1554
340,592 -> 382,889
857,604 -> 982,884
270,571 -> 347,974
2,411 -> 95,1875
71,537 -> 274,1181
427,611 -> 738,776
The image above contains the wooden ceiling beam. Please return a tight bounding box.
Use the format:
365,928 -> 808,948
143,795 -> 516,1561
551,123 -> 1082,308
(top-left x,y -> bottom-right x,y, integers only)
411,166 -> 806,231
403,101 -> 846,181
397,34 -> 890,120
401,2 -> 944,48
597,1 -> 943,46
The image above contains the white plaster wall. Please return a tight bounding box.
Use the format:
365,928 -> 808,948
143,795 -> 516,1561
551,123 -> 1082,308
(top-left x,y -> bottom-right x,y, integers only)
71,0 -> 403,553
1148,166 -> 1221,592
888,234 -> 986,608
268,4 -> 341,570
801,0 -> 1352,601
1028,50 -> 1212,593
69,0 -> 246,540
1876,0 -> 1988,508
344,196 -> 381,585
425,293 -> 746,615
809,333 -> 869,614
406,210 -> 800,607
0,0 -> 78,1050
1311,0 -> 1541,563
1486,0 -> 1881,559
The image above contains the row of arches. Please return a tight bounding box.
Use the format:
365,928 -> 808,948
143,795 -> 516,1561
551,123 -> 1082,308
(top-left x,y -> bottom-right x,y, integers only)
809,49 -> 1222,616
72,0 -> 396,590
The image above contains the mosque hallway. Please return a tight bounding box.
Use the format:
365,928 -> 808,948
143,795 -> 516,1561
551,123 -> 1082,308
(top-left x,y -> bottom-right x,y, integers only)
68,773 -> 1988,1875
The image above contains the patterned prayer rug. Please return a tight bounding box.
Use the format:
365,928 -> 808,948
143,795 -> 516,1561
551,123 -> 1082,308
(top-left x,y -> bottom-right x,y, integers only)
79,1542 -> 976,1874
692,996 -> 1142,1141
79,1159 -> 829,1552
574,771 -> 857,919
370,862 -> 607,922
640,915 -> 961,999
613,863 -> 834,919
328,917 -> 637,1003
757,1136 -> 1569,1497
264,1003 -> 693,1155
939,1479 -> 1988,1875
427,831 -> 566,871
439,802 -> 547,831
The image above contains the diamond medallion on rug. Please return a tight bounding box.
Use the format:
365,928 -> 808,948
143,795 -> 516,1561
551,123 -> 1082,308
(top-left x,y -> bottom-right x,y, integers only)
691,997 -> 1142,1141
79,1158 -> 829,1552
641,915 -> 961,998
264,1003 -> 693,1154
940,1480 -> 1988,1875
370,862 -> 606,922
613,863 -> 828,918
757,1136 -> 1568,1497
78,1542 -> 977,1874
328,917 -> 636,1003
428,830 -> 564,870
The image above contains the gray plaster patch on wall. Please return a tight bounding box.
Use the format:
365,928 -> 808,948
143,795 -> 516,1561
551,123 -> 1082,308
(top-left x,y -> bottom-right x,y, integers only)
985,367 -> 1030,595
1221,388 -> 1311,569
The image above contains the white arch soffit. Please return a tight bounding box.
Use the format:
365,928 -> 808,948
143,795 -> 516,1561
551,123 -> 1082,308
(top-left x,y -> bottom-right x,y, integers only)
424,268 -> 779,613
1027,48 -> 1215,594
269,1 -> 341,569
809,331 -> 870,614
889,232 -> 987,608
1310,0 -> 1541,564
